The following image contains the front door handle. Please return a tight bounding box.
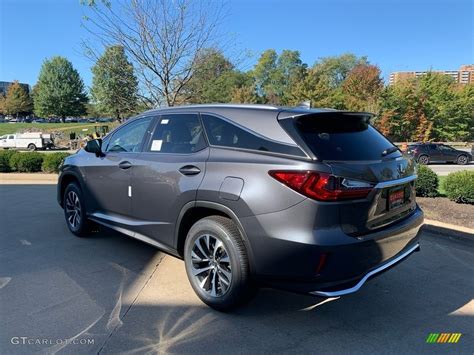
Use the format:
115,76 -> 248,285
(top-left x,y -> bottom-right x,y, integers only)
179,165 -> 201,176
119,161 -> 132,170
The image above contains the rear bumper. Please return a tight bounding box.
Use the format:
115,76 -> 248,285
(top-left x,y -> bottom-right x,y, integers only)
310,242 -> 420,297
240,200 -> 424,294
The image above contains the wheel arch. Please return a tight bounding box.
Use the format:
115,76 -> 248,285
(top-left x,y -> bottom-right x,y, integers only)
175,201 -> 256,274
58,171 -> 84,208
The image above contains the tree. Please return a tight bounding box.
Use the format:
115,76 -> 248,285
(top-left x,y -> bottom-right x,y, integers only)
231,85 -> 258,104
312,53 -> 368,88
288,68 -> 344,109
185,49 -> 234,103
252,49 -> 278,99
82,0 -> 223,107
252,49 -> 307,105
91,46 -> 138,121
376,72 -> 473,141
3,81 -> 33,117
342,64 -> 384,112
0,94 -> 6,115
33,57 -> 88,120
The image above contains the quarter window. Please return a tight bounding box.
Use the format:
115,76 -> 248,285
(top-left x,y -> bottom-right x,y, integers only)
201,114 -> 305,157
147,114 -> 206,154
105,117 -> 152,152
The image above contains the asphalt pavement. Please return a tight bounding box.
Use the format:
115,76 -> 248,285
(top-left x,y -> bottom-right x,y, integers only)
0,185 -> 473,354
428,163 -> 474,176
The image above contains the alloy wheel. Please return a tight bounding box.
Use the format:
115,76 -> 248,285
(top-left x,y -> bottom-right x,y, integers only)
418,156 -> 429,165
458,155 -> 468,165
191,234 -> 232,297
65,191 -> 81,229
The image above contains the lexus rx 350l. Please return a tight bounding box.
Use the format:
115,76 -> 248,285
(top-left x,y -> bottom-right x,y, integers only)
58,104 -> 424,310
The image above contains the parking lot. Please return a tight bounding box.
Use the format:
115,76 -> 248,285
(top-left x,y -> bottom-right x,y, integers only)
0,184 -> 473,354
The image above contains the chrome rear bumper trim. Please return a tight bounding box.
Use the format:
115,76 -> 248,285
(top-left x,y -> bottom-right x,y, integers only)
310,243 -> 420,297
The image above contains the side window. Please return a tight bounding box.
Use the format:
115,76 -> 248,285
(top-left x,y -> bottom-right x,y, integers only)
439,145 -> 454,151
201,114 -> 306,157
106,117 -> 152,152
147,114 -> 206,154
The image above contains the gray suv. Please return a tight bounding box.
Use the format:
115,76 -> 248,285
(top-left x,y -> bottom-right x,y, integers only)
58,104 -> 424,310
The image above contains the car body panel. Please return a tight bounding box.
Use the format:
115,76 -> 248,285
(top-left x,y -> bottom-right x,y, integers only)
130,148 -> 210,248
80,151 -> 136,217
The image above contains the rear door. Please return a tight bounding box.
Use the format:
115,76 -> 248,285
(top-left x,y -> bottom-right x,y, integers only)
428,144 -> 443,162
130,113 -> 209,247
438,144 -> 458,162
280,111 -> 417,235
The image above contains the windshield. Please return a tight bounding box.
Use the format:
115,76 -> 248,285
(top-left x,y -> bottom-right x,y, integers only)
293,113 -> 400,161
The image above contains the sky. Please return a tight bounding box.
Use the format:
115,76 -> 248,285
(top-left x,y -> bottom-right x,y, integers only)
1,0 -> 473,90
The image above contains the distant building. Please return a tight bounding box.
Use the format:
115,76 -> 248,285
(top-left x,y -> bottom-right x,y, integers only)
389,65 -> 474,85
0,81 -> 31,96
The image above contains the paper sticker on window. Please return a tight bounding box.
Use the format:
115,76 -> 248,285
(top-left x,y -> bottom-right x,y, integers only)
161,119 -> 169,124
151,140 -> 163,151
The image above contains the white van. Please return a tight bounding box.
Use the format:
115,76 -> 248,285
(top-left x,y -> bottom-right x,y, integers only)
0,132 -> 54,151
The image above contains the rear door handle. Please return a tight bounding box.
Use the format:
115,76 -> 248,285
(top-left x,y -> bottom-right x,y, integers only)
179,165 -> 201,176
119,161 -> 132,170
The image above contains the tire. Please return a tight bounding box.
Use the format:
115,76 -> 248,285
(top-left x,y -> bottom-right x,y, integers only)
63,183 -> 94,237
418,155 -> 429,165
184,216 -> 256,311
456,155 -> 469,165
27,143 -> 36,151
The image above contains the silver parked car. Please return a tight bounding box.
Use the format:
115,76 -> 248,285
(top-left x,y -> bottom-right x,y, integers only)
58,104 -> 423,310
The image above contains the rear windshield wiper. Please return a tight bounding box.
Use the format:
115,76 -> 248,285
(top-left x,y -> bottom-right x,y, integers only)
381,146 -> 399,157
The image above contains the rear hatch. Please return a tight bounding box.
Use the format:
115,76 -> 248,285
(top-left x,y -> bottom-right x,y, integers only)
278,111 -> 417,236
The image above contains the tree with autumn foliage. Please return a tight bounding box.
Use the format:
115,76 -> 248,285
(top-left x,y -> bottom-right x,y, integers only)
0,94 -> 5,115
342,64 -> 384,112
3,81 -> 33,117
376,72 -> 473,142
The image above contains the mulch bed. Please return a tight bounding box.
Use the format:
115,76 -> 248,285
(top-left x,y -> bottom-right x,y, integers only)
417,197 -> 474,229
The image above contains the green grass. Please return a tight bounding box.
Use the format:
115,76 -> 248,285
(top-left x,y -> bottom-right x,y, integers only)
438,176 -> 446,196
0,123 -> 116,137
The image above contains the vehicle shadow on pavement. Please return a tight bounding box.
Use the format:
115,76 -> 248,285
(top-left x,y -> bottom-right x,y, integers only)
99,233 -> 474,354
0,185 -> 473,354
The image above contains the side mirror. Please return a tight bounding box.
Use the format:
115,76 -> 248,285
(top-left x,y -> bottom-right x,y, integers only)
85,139 -> 103,157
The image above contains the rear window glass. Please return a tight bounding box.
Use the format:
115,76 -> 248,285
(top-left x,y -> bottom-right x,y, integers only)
294,114 -> 400,161
202,114 -> 306,157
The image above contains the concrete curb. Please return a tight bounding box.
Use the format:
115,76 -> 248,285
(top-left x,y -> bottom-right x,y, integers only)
0,173 -> 58,184
423,219 -> 474,240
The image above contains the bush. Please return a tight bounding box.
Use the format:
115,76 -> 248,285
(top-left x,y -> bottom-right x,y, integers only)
42,152 -> 71,173
415,165 -> 438,197
9,152 -> 44,172
443,170 -> 474,204
0,150 -> 19,172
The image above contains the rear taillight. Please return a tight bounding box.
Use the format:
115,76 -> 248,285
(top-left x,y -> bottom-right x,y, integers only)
269,170 -> 373,201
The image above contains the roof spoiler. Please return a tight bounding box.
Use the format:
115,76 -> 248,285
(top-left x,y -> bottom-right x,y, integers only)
277,110 -> 375,121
